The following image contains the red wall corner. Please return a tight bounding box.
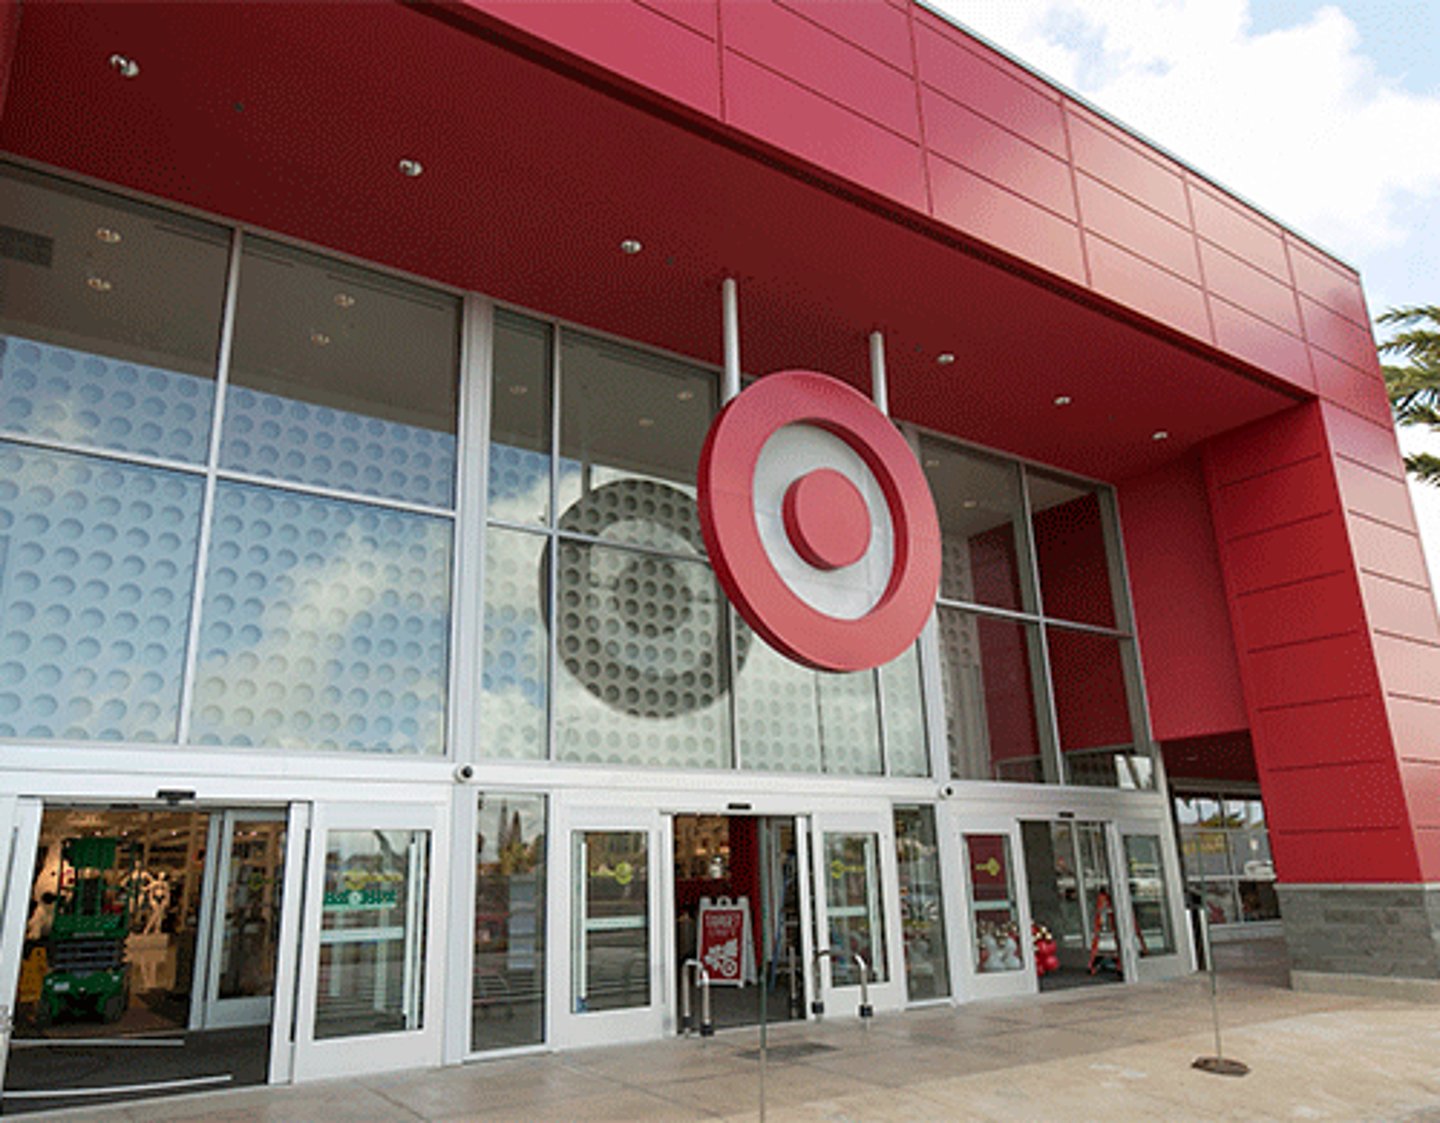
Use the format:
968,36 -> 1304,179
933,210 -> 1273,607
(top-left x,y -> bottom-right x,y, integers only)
0,0 -> 21,121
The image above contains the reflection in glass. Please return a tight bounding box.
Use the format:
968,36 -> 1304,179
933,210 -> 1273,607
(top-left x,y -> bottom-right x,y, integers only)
0,164 -> 228,464
574,830 -> 649,1013
316,829 -> 429,1039
823,832 -> 888,986
192,482 -> 452,754
218,819 -> 286,1000
0,442 -> 202,742
1047,627 -> 1149,789
881,644 -> 928,777
554,541 -> 730,769
480,527 -> 547,760
922,440 -> 1031,612
225,238 -> 460,508
556,332 -> 714,549
1123,834 -> 1175,956
473,793 -> 545,1050
1028,472 -> 1117,629
938,607 -> 1049,782
488,312 -> 551,525
964,834 -> 1023,973
895,808 -> 949,997
1174,788 -> 1279,925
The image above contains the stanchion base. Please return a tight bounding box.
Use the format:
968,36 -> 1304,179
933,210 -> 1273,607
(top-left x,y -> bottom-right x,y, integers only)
699,1024 -> 715,1038
1192,1056 -> 1249,1077
858,1004 -> 873,1019
810,1001 -> 824,1016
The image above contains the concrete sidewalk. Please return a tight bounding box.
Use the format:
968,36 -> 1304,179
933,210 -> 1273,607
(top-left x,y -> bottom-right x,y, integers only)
21,944 -> 1440,1122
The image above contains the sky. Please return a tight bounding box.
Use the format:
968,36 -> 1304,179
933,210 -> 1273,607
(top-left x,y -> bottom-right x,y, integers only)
930,0 -> 1440,589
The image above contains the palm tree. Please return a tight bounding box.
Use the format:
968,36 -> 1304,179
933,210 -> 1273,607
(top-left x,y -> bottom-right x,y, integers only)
1379,304 -> 1440,485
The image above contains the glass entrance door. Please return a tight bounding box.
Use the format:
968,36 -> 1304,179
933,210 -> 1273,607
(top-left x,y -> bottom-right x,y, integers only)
958,817 -> 1034,1000
810,811 -> 904,1016
0,797 -> 42,1092
193,810 -> 287,1030
290,801 -> 445,1082
1114,820 -> 1187,982
553,805 -> 663,1048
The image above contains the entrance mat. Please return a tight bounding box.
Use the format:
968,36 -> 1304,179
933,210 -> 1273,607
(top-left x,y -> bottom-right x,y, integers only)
736,1042 -> 838,1062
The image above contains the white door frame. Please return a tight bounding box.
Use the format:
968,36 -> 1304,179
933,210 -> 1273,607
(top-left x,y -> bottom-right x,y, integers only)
290,800 -> 448,1083
0,797 -> 43,1092
810,809 -> 906,1016
952,814 -> 1035,1001
267,801 -> 311,1084
1111,817 -> 1191,983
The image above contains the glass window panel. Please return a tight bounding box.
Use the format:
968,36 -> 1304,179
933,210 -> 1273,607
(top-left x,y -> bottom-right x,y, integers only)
554,540 -> 730,769
1123,834 -> 1175,957
224,238 -> 460,508
881,644 -> 928,777
964,834 -> 1024,973
556,332 -> 715,550
218,819 -> 286,1001
479,527 -> 547,761
1230,830 -> 1274,881
0,164 -> 227,463
317,828 -> 429,1039
817,669 -> 882,776
1223,798 -> 1264,829
1238,878 -> 1280,922
192,482 -> 452,754
823,832 -> 888,986
1177,795 -> 1223,828
921,440 -> 1032,612
1021,820 -> 1085,956
736,625 -> 821,773
573,830 -> 649,1012
0,442 -> 202,742
1048,627 -> 1150,789
473,793 -> 546,1050
1027,472 -> 1118,629
895,808 -> 950,998
938,607 -> 1048,783
1184,830 -> 1233,878
488,311 -> 551,526
1194,878 -> 1240,925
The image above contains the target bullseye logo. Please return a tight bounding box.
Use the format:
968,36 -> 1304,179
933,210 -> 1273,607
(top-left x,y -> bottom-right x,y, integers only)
698,370 -> 941,673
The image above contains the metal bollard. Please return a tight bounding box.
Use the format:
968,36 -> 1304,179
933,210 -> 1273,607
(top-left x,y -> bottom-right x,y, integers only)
854,953 -> 873,1020
810,948 -> 832,1016
680,958 -> 699,1036
681,959 -> 714,1038
698,963 -> 714,1038
787,944 -> 801,1018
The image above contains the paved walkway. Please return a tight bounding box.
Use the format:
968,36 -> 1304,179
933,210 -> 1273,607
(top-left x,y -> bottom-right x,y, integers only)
22,943 -> 1440,1122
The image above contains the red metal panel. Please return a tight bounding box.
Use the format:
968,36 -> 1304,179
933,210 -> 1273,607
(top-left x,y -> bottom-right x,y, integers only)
1252,694 -> 1395,769
1211,455 -> 1336,541
1208,297 -> 1314,390
1082,234 -> 1209,343
1246,632 -> 1379,708
1301,295 -> 1382,375
777,0 -> 912,71
920,87 -> 1076,219
926,154 -> 1085,285
1233,573 -> 1362,653
1288,237 -> 1370,328
0,0 -> 19,119
1077,175 -> 1200,283
636,0 -> 717,38
1321,403 -> 1407,478
1263,761 -> 1411,833
1361,573 -> 1440,645
722,0 -> 920,140
1312,349 -> 1396,427
1348,515 -> 1434,589
1198,241 -> 1300,335
1374,634 -> 1440,701
1399,762 -> 1440,828
1272,826 -> 1418,884
723,53 -> 927,210
1336,459 -> 1421,533
465,0 -> 722,116
1221,515 -> 1350,594
1066,110 -> 1189,226
1117,455 -> 1248,741
1189,182 -> 1290,282
1392,697 -> 1440,763
912,22 -> 1065,157
1206,403 -> 1324,486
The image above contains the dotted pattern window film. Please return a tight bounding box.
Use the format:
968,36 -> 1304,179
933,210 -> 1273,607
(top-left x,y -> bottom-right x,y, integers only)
0,441 -> 202,742
1,335 -> 214,464
881,644 -> 928,777
191,482 -> 452,754
480,526 -> 547,761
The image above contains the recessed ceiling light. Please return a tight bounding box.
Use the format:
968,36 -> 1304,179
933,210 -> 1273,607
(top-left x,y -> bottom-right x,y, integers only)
334,292 -> 355,309
95,227 -> 122,245
86,276 -> 113,293
924,458 -> 940,468
1054,395 -> 1072,406
676,389 -> 695,401
310,331 -> 331,346
397,158 -> 423,178
620,238 -> 643,255
637,417 -> 655,427
508,384 -> 528,396
962,499 -> 978,509
108,53 -> 139,79
1152,429 -> 1169,441
936,353 -> 956,365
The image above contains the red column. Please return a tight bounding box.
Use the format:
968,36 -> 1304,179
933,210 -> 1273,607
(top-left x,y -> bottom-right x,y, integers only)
0,0 -> 21,121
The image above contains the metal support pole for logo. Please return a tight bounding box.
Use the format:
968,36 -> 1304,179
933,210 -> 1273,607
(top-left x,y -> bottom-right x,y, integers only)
868,330 -> 888,416
1191,906 -> 1249,1076
722,277 -> 741,404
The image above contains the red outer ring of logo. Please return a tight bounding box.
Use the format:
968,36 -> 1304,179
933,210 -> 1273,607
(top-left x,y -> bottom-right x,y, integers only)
697,370 -> 941,673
